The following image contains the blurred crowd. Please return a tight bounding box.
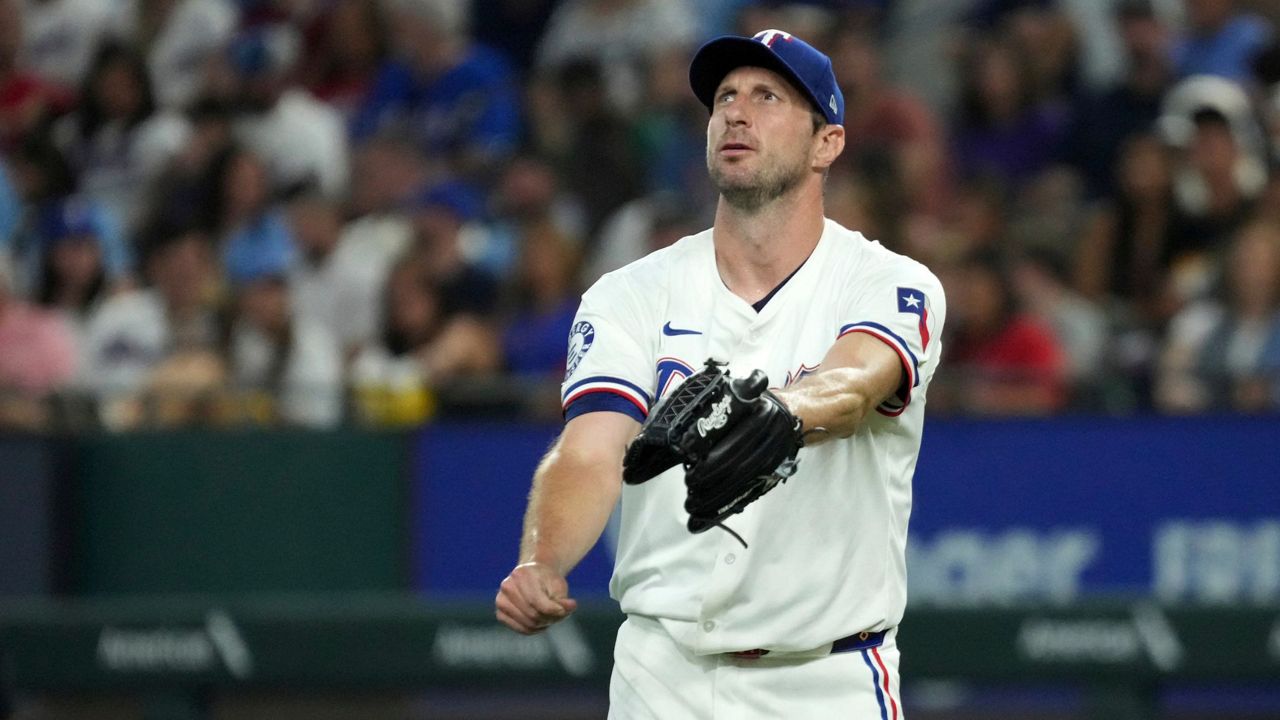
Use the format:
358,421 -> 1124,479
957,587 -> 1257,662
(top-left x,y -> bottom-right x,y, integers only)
2,0 -> 1280,430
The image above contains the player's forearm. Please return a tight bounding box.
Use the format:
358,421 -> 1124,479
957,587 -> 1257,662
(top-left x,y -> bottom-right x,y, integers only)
519,442 -> 622,577
774,366 -> 891,442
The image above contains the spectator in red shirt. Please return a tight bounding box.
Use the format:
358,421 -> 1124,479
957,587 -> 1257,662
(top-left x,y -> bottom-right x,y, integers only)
943,252 -> 1069,414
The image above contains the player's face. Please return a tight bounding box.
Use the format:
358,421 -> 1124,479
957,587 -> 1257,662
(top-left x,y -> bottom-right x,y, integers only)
706,66 -> 818,211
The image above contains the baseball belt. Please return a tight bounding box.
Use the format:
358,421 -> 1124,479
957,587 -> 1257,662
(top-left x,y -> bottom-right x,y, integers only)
729,628 -> 889,659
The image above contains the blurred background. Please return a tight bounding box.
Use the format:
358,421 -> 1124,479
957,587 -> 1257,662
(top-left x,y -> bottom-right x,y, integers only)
0,0 -> 1278,718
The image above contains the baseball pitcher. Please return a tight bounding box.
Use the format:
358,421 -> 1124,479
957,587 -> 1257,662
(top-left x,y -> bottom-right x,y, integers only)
497,29 -> 946,719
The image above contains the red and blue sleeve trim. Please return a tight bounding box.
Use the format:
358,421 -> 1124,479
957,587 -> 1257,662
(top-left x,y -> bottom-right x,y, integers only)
838,322 -> 919,416
564,391 -> 647,423
561,375 -> 652,420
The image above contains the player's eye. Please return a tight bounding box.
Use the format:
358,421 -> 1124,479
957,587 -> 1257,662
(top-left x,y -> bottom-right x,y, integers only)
717,90 -> 736,104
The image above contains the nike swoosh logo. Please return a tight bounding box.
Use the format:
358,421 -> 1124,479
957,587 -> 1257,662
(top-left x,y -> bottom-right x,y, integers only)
662,322 -> 702,336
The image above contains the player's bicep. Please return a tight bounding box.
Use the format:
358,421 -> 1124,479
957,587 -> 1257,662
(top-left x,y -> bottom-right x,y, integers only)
554,410 -> 642,475
818,331 -> 905,411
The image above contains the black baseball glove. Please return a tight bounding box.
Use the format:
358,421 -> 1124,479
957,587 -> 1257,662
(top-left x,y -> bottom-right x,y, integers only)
622,359 -> 805,546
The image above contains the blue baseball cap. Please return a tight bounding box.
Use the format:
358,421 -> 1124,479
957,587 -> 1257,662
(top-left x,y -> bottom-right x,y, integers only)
689,29 -> 844,125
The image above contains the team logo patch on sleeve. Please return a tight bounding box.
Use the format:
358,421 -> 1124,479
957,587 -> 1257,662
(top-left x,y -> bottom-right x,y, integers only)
897,288 -> 930,351
565,320 -> 595,378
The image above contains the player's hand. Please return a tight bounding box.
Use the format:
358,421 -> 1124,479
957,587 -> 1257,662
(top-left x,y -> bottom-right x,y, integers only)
495,561 -> 578,635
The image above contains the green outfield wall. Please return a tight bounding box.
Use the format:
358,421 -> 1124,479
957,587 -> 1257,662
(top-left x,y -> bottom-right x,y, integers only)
69,430 -> 408,595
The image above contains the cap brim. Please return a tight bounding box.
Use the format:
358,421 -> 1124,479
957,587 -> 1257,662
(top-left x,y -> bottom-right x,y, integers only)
689,36 -> 824,120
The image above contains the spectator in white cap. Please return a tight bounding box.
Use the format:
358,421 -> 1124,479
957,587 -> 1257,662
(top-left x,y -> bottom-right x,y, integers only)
1159,76 -> 1267,293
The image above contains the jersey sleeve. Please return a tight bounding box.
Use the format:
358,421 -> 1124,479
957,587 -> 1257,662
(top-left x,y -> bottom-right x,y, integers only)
837,258 -> 947,416
560,274 -> 657,423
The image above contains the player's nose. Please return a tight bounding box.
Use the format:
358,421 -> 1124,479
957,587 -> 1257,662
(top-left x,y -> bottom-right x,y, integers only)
719,99 -> 750,127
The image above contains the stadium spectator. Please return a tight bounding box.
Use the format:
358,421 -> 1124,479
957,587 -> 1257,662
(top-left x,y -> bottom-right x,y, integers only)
0,249 -> 77,429
79,226 -> 225,429
226,219 -> 342,428
5,141 -> 134,293
51,41 -> 191,235
0,137 -> 73,294
136,96 -> 235,239
1075,132 -> 1179,319
530,57 -> 643,240
489,154 -> 588,280
349,256 -> 437,425
351,0 -> 520,181
287,193 -> 385,361
18,0 -> 115,89
942,252 -> 1068,415
1156,218 -> 1280,413
501,221 -> 582,378
630,44 -> 712,203
108,0 -> 240,111
351,249 -> 499,422
999,1 -> 1080,105
349,181 -> 504,399
830,24 -> 949,218
1162,96 -> 1265,302
299,0 -> 389,121
1011,247 -> 1108,400
535,0 -> 697,113
0,0 -> 74,151
33,197 -> 110,342
1173,0 -> 1273,83
224,24 -> 350,199
1063,0 -> 1173,199
339,134 -> 418,290
206,146 -> 296,284
408,181 -> 499,322
951,36 -> 1069,187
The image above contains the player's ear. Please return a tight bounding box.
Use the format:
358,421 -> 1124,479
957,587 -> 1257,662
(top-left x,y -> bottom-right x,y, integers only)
813,124 -> 845,169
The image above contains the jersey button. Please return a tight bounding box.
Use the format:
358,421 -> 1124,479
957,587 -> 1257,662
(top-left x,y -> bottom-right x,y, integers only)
724,553 -> 736,565
702,620 -> 716,633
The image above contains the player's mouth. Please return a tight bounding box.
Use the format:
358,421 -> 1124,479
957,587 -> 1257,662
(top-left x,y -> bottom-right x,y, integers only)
719,141 -> 755,158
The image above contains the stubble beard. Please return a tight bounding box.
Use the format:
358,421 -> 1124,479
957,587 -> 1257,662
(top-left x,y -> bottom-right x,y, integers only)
707,148 -> 808,213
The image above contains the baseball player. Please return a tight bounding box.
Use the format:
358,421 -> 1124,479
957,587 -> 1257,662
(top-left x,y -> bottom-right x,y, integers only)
496,29 -> 945,719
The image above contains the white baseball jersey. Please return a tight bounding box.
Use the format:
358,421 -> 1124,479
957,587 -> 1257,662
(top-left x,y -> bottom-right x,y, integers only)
561,218 -> 945,655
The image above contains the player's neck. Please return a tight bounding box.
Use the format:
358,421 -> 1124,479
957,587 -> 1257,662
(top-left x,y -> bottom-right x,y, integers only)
712,187 -> 825,304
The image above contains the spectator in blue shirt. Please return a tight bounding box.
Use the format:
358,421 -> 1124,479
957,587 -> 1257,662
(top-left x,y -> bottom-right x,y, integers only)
1173,0 -> 1273,82
351,0 -> 520,181
501,221 -> 581,379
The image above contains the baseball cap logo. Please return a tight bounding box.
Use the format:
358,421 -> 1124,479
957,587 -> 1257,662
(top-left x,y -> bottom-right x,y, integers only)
753,29 -> 792,47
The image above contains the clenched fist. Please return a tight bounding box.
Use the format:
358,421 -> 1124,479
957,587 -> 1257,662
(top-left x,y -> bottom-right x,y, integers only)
495,561 -> 578,634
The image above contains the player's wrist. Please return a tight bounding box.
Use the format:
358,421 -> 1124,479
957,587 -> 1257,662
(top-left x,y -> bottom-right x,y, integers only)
518,555 -> 567,577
